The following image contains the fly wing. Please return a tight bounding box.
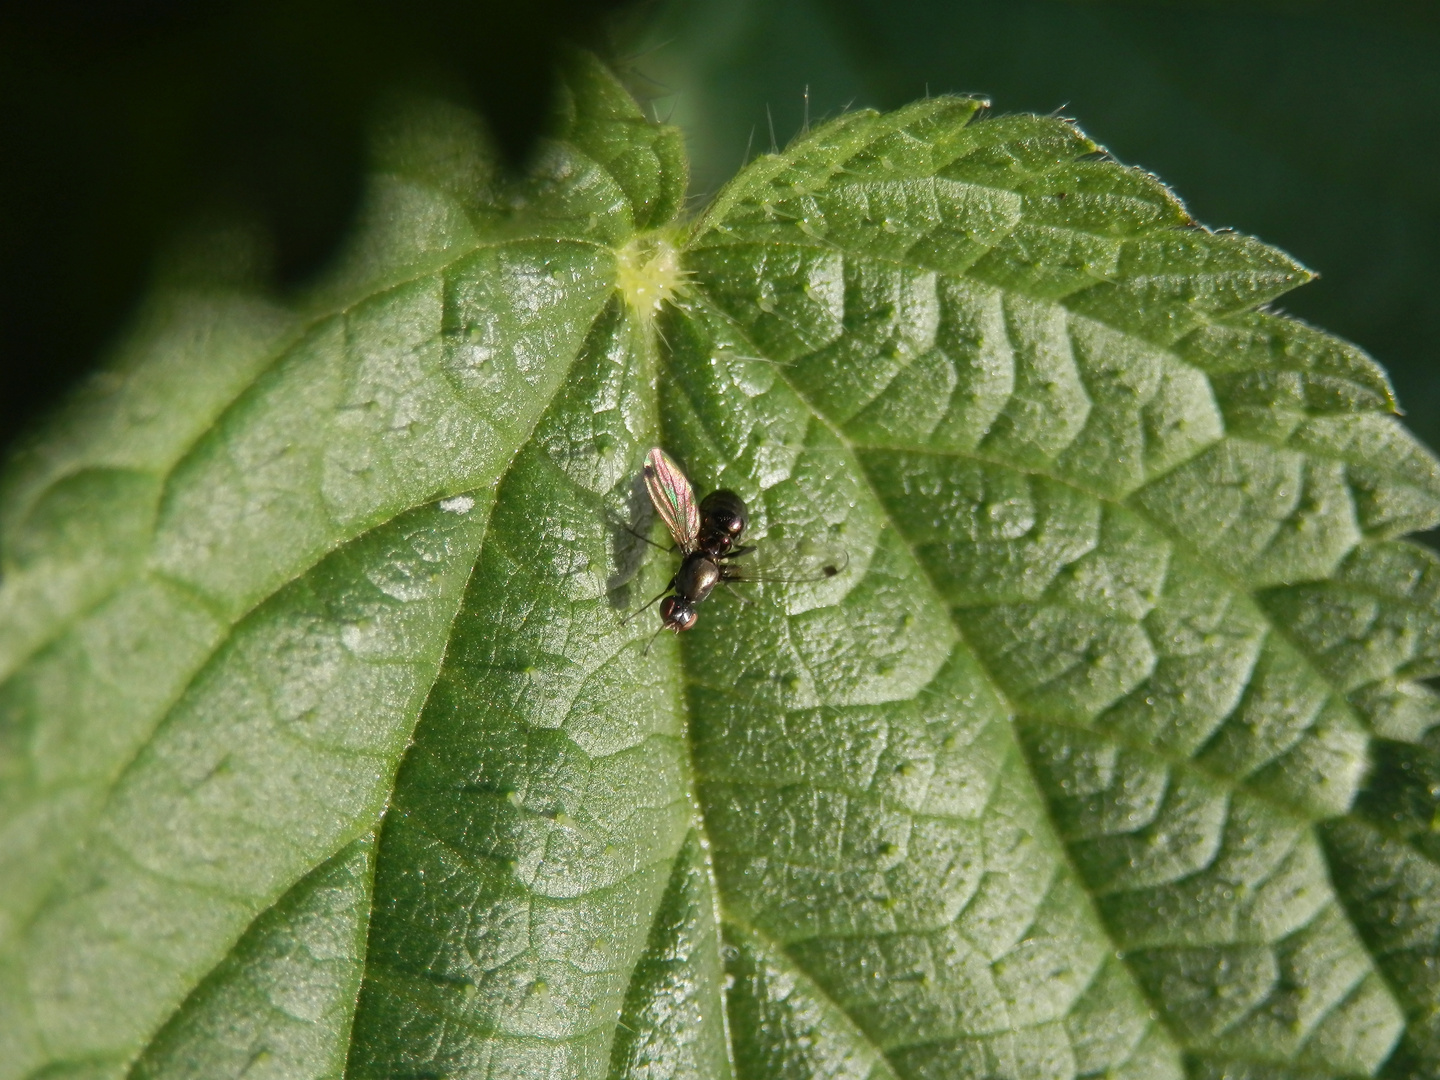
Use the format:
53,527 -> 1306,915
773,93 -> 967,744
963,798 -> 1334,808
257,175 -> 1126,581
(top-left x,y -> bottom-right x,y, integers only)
727,534 -> 849,584
642,447 -> 700,552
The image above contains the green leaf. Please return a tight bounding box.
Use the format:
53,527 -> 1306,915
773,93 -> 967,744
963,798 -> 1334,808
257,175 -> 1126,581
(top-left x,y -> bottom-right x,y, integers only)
633,0 -> 1440,459
2,52 -> 1440,1080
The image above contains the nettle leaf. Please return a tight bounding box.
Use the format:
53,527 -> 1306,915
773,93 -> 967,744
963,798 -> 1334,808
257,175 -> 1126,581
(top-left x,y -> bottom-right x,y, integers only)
1,54 -> 1438,1080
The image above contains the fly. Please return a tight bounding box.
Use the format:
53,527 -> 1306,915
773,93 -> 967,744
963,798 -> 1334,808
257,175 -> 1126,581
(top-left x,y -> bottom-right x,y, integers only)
626,447 -> 845,643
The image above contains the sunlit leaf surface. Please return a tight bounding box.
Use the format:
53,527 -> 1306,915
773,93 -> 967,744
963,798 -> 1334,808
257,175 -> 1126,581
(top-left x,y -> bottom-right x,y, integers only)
0,53 -> 1437,1080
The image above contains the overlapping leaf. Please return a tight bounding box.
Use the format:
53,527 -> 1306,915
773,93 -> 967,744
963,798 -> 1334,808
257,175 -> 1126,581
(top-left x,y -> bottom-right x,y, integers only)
0,54 -> 1437,1080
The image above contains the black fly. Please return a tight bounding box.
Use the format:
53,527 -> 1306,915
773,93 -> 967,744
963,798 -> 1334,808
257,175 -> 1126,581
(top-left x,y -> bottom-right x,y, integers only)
626,447 -> 845,645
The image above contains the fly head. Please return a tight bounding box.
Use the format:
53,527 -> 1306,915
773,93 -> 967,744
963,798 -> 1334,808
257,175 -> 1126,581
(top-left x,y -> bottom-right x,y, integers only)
659,595 -> 698,632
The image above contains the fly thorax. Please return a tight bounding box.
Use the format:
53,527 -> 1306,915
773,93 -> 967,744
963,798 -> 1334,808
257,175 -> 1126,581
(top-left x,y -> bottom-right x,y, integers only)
675,554 -> 721,602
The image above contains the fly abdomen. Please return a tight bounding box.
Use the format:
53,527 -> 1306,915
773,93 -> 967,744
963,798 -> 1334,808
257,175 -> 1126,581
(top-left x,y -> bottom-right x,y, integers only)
697,490 -> 748,556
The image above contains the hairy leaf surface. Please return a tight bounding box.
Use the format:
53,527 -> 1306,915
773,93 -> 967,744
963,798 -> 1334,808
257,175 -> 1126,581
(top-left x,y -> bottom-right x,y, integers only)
1,55 -> 1438,1080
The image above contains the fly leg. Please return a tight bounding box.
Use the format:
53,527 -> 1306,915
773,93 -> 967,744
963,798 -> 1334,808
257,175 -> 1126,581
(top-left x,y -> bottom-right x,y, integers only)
717,563 -> 755,606
608,516 -> 676,553
719,581 -> 754,606
620,580 -> 676,625
641,624 -> 670,656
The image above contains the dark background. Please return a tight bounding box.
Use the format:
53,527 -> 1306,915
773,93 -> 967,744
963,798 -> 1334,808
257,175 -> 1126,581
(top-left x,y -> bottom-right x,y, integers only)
2,0 -> 1437,461
0,0 -> 633,456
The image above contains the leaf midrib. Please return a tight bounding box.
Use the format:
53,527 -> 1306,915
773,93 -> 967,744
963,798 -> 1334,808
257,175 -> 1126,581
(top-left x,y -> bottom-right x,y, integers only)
667,291 -> 1040,1076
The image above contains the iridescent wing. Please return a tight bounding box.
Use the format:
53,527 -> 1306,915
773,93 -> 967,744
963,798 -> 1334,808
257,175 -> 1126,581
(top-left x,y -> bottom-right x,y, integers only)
724,534 -> 849,584
642,447 -> 700,553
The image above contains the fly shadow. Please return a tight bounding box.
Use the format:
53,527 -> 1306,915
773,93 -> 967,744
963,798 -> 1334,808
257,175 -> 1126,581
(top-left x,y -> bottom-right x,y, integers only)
603,466 -> 664,609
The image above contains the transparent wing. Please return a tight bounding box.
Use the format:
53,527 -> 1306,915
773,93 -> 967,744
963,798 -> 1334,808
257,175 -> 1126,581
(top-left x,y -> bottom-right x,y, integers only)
725,534 -> 849,584
642,447 -> 700,552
